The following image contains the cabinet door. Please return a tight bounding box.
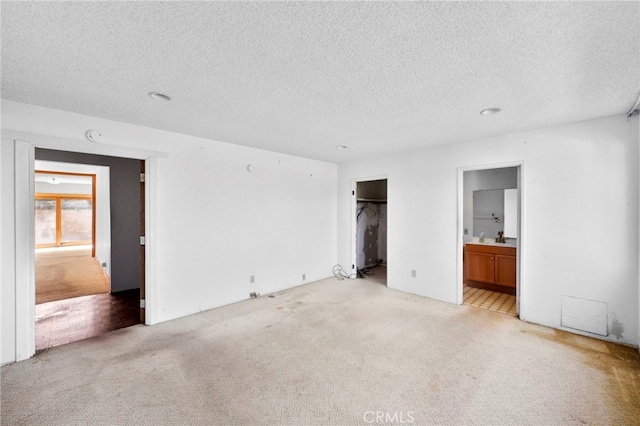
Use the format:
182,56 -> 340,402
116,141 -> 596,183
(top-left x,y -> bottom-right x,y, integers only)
495,255 -> 516,287
466,252 -> 495,284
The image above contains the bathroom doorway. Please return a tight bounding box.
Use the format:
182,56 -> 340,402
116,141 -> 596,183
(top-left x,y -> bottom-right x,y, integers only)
459,165 -> 521,317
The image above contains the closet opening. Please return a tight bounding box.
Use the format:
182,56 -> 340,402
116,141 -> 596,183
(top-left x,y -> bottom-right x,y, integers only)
354,178 -> 388,286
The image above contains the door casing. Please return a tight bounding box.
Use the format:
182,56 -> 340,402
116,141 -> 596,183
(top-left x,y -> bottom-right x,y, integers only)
456,162 -> 525,318
10,136 -> 160,361
351,175 -> 389,280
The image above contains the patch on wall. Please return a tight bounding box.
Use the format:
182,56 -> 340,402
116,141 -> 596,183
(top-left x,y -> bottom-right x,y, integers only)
561,296 -> 607,336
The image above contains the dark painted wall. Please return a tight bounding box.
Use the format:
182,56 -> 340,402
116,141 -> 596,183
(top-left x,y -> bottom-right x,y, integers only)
35,149 -> 141,292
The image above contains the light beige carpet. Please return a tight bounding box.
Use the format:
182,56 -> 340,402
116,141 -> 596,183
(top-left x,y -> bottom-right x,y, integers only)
2,278 -> 639,425
36,247 -> 110,304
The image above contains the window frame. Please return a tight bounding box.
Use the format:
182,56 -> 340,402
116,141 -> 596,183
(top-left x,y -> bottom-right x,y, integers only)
34,170 -> 96,254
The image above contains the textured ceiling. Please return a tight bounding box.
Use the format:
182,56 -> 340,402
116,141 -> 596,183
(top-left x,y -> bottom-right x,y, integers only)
2,2 -> 639,163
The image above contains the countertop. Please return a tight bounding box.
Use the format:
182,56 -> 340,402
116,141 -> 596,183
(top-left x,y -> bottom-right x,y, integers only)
465,241 -> 517,248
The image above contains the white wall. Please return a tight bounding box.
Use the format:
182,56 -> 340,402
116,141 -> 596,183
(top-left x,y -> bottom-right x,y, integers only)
338,114 -> 639,347
1,100 -> 337,364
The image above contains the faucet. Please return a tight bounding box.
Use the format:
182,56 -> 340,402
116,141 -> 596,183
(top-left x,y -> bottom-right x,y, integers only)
496,231 -> 506,243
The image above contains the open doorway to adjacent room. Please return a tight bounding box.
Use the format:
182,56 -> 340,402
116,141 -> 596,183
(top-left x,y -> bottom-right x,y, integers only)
462,166 -> 520,317
354,178 -> 387,286
33,156 -> 143,351
35,170 -> 104,303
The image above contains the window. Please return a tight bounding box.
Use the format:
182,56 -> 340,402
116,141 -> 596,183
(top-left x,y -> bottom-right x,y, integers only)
35,194 -> 93,247
35,198 -> 57,245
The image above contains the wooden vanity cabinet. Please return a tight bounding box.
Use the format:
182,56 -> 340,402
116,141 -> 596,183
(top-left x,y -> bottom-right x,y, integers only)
465,244 -> 516,288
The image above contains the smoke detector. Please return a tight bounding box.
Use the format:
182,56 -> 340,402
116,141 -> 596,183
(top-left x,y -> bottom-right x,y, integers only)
85,129 -> 103,143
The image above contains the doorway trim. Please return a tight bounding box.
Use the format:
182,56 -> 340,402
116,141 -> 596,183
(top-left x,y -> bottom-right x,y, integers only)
11,135 -> 161,361
351,175 -> 389,280
456,162 -> 525,319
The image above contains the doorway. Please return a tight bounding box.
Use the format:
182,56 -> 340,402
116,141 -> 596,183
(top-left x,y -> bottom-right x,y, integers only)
34,168 -> 106,305
32,153 -> 144,351
460,166 -> 521,317
354,178 -> 388,286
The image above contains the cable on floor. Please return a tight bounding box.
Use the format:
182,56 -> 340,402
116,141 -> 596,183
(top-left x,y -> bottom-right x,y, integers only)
356,260 -> 382,278
333,264 -> 357,280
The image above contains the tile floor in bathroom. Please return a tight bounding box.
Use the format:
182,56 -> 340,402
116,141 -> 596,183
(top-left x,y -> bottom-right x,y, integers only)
463,285 -> 517,316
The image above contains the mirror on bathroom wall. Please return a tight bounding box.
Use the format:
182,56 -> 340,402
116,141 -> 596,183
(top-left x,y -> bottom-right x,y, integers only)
473,189 -> 504,238
473,189 -> 518,238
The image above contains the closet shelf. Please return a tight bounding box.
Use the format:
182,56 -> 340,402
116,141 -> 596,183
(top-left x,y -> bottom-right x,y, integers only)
357,198 -> 387,204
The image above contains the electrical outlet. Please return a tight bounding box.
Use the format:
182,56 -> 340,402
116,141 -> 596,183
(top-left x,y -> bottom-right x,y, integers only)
250,275 -> 255,284
411,270 -> 417,278
464,228 -> 469,235
101,262 -> 107,267
302,273 -> 306,281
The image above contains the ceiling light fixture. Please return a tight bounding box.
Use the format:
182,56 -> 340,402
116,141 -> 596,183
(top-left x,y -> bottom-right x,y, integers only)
148,92 -> 172,101
336,145 -> 348,150
480,108 -> 501,115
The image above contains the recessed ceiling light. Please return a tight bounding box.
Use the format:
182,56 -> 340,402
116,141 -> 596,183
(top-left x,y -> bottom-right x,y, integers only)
336,145 -> 348,150
480,108 -> 501,115
148,92 -> 171,101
